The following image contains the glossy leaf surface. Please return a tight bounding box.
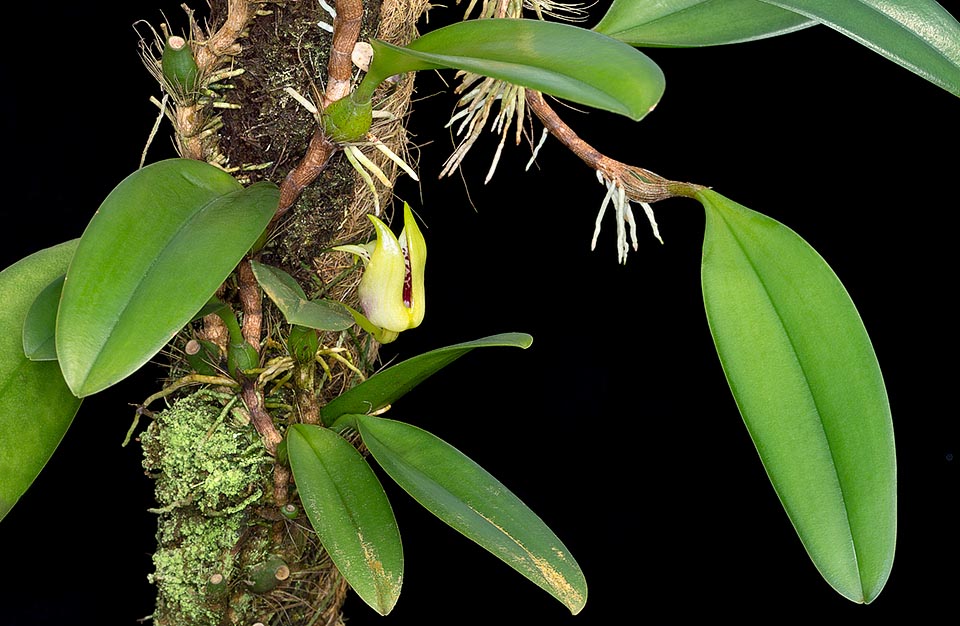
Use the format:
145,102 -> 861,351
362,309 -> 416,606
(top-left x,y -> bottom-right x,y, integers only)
368,19 -> 664,121
759,0 -> 960,95
249,260 -> 354,331
699,189 -> 895,603
57,159 -> 279,396
321,333 -> 532,424
22,274 -> 64,361
0,241 -> 81,521
355,415 -> 586,613
594,0 -> 815,47
287,424 -> 403,615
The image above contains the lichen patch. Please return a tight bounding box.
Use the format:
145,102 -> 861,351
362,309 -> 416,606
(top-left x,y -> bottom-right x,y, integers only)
142,391 -> 272,625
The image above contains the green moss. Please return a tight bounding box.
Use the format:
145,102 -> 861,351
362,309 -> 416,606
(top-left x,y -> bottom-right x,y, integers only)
142,392 -> 274,625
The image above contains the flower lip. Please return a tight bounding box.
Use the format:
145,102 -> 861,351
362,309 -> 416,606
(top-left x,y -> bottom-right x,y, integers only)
402,251 -> 413,308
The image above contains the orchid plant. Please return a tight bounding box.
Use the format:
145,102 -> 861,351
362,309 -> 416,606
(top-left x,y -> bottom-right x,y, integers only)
0,0 -> 957,624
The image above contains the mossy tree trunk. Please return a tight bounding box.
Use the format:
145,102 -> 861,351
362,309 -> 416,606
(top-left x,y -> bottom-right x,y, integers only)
136,1 -> 426,623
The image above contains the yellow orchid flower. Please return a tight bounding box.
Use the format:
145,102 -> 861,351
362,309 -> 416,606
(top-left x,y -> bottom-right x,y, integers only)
358,203 -> 426,342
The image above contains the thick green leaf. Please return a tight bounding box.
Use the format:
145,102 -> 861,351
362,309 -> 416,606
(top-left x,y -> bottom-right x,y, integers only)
368,18 -> 664,121
355,415 -> 586,614
699,189 -> 895,603
0,241 -> 82,522
57,159 -> 279,396
287,424 -> 403,615
22,274 -> 65,361
594,0 -> 815,47
321,333 -> 532,424
248,260 -> 354,331
759,0 -> 960,95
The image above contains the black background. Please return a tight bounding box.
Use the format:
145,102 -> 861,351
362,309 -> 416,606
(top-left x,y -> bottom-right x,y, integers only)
0,2 -> 956,624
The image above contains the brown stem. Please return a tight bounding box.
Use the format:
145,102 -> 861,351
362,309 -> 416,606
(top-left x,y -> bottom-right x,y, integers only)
195,0 -> 257,73
237,264 -> 281,456
227,0 -> 367,509
524,90 -> 702,201
325,0 -> 365,106
200,312 -> 230,357
238,260 -> 262,349
273,464 -> 291,507
528,90 -> 606,169
274,130 -> 338,220
175,105 -> 207,161
162,1 -> 256,160
242,380 -> 289,503
238,259 -> 287,500
272,0 -> 366,220
241,382 -> 283,454
297,363 -> 321,426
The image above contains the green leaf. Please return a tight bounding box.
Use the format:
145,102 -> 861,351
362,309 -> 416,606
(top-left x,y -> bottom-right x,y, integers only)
699,189 -> 895,603
0,241 -> 82,522
354,415 -> 586,614
192,296 -> 230,321
594,0 -> 816,47
321,333 -> 533,424
367,18 -> 664,121
758,0 -> 960,95
56,159 -> 279,396
287,424 -> 403,615
22,274 -> 65,361
248,260 -> 354,331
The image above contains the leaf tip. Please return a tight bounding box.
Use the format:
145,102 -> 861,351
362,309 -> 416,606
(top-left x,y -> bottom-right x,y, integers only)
531,552 -> 587,614
357,529 -> 403,615
493,332 -> 534,348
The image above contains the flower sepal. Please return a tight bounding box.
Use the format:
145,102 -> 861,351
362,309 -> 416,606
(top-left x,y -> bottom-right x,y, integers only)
339,202 -> 426,344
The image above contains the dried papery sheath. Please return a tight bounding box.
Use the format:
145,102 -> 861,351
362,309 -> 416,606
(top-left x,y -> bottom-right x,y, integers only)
343,146 -> 382,215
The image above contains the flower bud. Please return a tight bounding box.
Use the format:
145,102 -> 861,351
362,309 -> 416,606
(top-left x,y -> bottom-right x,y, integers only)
358,203 -> 425,338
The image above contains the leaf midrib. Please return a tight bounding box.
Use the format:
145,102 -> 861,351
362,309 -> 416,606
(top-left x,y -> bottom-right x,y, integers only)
76,186 -> 243,386
712,206 -> 863,591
